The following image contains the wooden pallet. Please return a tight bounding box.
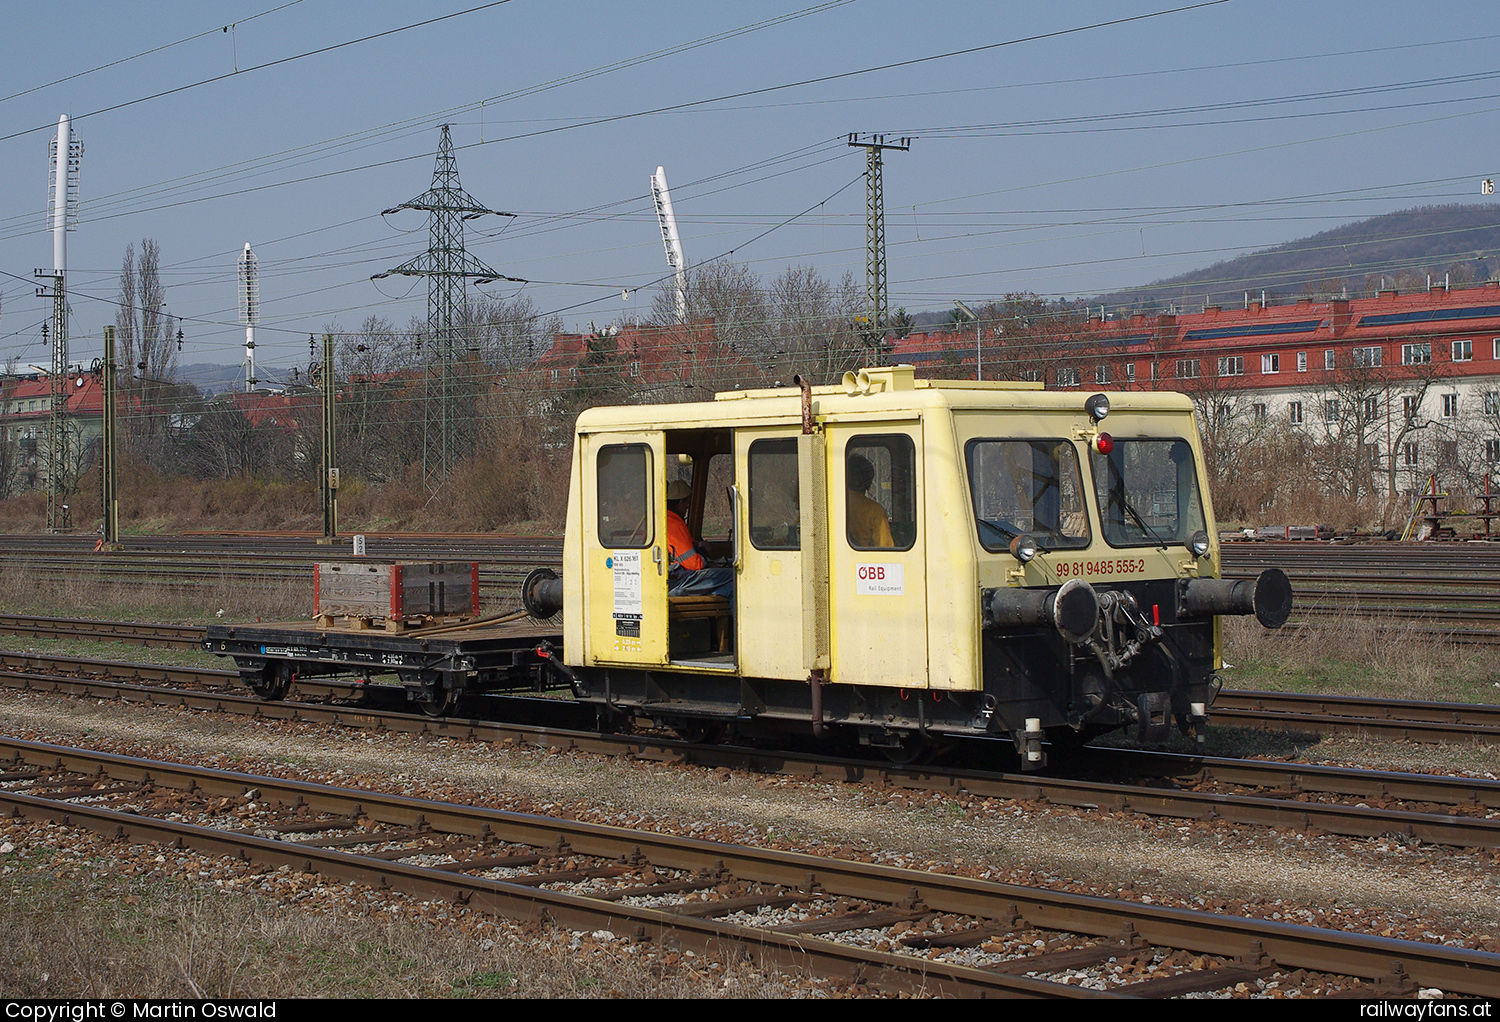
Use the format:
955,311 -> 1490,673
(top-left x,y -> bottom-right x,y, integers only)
314,613 -> 478,633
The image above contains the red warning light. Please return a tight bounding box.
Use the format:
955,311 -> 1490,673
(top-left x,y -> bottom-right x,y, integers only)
1092,432 -> 1114,455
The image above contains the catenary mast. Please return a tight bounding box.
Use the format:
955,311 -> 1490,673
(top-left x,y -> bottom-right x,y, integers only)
239,243 -> 259,391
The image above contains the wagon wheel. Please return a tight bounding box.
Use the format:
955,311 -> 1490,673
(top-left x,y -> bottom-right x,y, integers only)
671,719 -> 726,745
248,662 -> 294,701
418,681 -> 459,718
876,732 -> 932,767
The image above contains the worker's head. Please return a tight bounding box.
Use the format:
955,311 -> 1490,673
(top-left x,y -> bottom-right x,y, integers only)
848,454 -> 875,493
666,479 -> 691,512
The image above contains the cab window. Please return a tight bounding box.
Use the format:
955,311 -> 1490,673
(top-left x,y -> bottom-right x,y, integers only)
1091,438 -> 1206,547
967,439 -> 1090,551
846,435 -> 915,551
748,438 -> 799,550
596,444 -> 651,548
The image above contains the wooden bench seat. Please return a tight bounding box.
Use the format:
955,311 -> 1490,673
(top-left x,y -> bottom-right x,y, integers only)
668,595 -> 732,652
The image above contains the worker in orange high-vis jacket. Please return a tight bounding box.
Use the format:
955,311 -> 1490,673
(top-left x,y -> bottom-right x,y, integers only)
665,479 -> 734,597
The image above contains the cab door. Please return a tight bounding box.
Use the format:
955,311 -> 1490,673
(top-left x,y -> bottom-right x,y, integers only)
733,427 -> 805,680
825,423 -> 929,688
581,432 -> 670,666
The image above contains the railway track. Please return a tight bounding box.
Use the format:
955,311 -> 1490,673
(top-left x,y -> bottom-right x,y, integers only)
6,532 -> 1500,635
4,734 -> 1494,997
1213,689 -> 1500,744
5,654 -> 1500,852
6,609 -> 1500,745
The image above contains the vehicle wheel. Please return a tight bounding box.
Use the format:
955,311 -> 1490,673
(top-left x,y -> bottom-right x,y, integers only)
418,684 -> 458,717
248,662 -> 293,701
671,719 -> 726,745
875,733 -> 931,766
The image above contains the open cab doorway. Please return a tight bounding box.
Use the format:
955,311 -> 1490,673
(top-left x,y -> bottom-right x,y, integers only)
580,423 -> 739,672
663,427 -> 737,669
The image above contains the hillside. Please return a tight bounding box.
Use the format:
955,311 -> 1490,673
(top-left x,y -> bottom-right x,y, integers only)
1091,203 -> 1500,315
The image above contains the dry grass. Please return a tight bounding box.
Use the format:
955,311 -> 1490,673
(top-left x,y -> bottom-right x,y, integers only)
0,444 -> 570,537
0,562 -> 305,623
1221,614 -> 1500,705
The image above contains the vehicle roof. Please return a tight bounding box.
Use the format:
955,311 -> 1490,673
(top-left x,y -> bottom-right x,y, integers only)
573,365 -> 1195,434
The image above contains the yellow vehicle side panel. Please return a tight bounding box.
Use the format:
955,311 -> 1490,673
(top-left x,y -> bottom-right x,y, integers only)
562,369 -> 1221,680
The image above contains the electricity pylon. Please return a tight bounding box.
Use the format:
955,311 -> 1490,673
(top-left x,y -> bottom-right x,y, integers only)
847,133 -> 909,362
374,125 -> 519,480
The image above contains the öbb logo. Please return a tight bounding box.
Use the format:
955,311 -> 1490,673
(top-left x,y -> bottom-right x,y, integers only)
857,565 -> 886,581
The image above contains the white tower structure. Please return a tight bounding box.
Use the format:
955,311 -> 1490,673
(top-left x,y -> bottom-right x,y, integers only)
650,166 -> 688,324
49,115 -> 81,273
238,243 -> 259,391
42,114 -> 81,532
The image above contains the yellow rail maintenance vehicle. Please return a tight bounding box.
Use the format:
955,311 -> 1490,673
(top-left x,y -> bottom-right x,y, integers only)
523,365 -> 1291,767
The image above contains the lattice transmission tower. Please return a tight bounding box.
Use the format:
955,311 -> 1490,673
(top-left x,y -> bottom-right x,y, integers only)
374,125 -> 517,479
847,133 -> 909,362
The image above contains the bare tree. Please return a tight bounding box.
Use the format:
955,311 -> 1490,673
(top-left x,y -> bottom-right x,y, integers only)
1308,345 -> 1442,523
115,239 -> 185,469
468,295 -> 563,370
984,294 -> 1086,383
184,398 -> 280,480
0,357 -> 18,497
1170,366 -> 1280,522
766,266 -> 865,385
648,259 -> 768,393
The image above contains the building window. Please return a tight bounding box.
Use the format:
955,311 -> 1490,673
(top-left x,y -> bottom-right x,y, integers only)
1363,396 -> 1378,419
1124,362 -> 1135,382
1297,351 -> 1307,372
1353,346 -> 1382,368
1019,368 -> 1044,383
1404,395 -> 1419,419
1217,356 -> 1243,377
630,360 -> 641,377
1261,353 -> 1280,374
569,367 -> 579,383
1486,391 -> 1500,416
1402,342 -> 1432,366
1493,338 -> 1500,360
1488,439 -> 1500,464
1404,442 -> 1419,467
549,369 -> 559,381
1094,365 -> 1110,385
1150,362 -> 1159,380
1287,401 -> 1303,424
1325,399 -> 1340,422
1454,339 -> 1473,362
1325,349 -> 1336,370
1253,403 -> 1267,423
1366,444 -> 1382,470
1442,393 -> 1458,419
1175,359 -> 1200,380
1057,367 -> 1080,387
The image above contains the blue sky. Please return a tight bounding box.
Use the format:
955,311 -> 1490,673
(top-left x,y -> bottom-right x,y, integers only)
1,0 -> 1497,379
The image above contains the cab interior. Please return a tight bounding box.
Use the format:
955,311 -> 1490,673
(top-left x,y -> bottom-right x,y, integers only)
665,427 -> 735,664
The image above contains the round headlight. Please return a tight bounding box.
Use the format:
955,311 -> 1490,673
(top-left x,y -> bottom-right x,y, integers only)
1189,530 -> 1211,558
1085,393 -> 1110,422
1009,533 -> 1038,563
